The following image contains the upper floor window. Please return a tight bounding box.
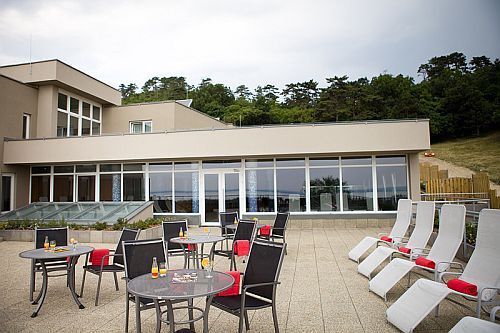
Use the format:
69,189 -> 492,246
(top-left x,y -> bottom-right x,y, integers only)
57,92 -> 101,137
22,114 -> 31,139
130,120 -> 152,134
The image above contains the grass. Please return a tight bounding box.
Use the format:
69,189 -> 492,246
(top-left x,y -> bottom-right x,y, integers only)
429,131 -> 500,184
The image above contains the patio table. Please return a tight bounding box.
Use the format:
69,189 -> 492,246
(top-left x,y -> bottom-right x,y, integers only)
225,223 -> 266,231
19,245 -> 94,317
170,235 -> 225,269
127,269 -> 234,333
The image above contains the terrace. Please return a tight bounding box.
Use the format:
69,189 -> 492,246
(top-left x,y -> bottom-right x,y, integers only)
0,226 -> 482,333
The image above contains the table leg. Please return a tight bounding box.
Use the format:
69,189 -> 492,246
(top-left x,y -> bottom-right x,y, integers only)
203,295 -> 214,333
68,257 -> 85,309
31,261 -> 48,318
135,295 -> 142,333
166,300 -> 175,333
188,298 -> 195,331
154,300 -> 161,333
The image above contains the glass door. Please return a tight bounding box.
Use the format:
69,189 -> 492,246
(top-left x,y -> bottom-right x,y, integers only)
201,171 -> 240,225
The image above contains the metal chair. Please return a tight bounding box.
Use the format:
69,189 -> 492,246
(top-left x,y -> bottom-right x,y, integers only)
230,219 -> 257,271
162,220 -> 193,268
80,228 -> 140,305
30,226 -> 69,303
257,212 -> 290,254
215,212 -> 238,257
212,240 -> 287,333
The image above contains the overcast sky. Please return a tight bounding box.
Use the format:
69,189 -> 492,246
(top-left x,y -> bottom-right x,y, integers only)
1,0 -> 499,91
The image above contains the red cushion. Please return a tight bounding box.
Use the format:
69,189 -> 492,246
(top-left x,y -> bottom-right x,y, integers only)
380,236 -> 392,242
398,247 -> 411,254
447,279 -> 478,296
415,257 -> 435,269
217,271 -> 241,296
259,225 -> 271,236
233,240 -> 250,256
187,244 -> 197,251
90,249 -> 110,266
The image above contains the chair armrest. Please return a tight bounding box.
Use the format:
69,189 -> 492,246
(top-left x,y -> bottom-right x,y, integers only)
392,236 -> 409,242
242,281 -> 280,292
99,253 -> 121,268
491,305 -> 500,322
435,261 -> 464,272
438,271 -> 463,283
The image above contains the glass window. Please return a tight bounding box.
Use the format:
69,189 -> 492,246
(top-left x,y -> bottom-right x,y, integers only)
377,165 -> 408,211
32,166 -> 51,174
123,174 -> 145,201
202,160 -> 241,169
69,116 -> 78,136
100,164 -> 121,172
57,111 -> 68,137
123,164 -> 146,172
245,159 -> 273,168
2,176 -> 12,211
276,169 -> 306,212
22,114 -> 30,139
276,159 -> 305,167
342,157 -> 372,166
31,175 -> 50,202
144,121 -> 152,133
342,167 -> 373,211
54,165 -> 74,173
82,102 -> 91,118
78,175 -> 95,201
149,163 -> 172,172
82,119 -> 91,136
76,165 -> 96,173
53,175 -> 74,202
91,122 -> 100,136
92,106 -> 100,121
149,173 -> 172,213
376,156 -> 406,165
130,122 -> 142,134
310,168 -> 340,211
310,157 -> 339,167
174,172 -> 199,213
58,93 -> 67,110
100,174 -> 121,201
245,169 -> 274,212
70,97 -> 79,114
174,162 -> 199,170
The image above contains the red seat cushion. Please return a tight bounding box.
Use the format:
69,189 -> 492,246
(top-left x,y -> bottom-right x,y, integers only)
398,247 -> 411,254
217,271 -> 241,296
187,244 -> 197,251
380,236 -> 392,242
415,257 -> 435,269
447,278 -> 478,296
90,249 -> 110,266
233,240 -> 250,256
259,225 -> 271,237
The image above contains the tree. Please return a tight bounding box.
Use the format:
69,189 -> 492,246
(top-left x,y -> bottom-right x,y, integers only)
282,80 -> 319,108
234,85 -> 253,101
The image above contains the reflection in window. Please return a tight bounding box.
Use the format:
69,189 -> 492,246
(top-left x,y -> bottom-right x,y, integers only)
58,93 -> 68,110
377,165 -> 407,210
31,176 -> 50,202
82,119 -> 91,136
342,167 -> 373,211
150,173 -> 172,213
123,174 -> 145,201
92,106 -> 100,121
276,169 -> 306,212
54,175 -> 74,202
92,122 -> 100,136
174,172 -> 199,213
70,97 -> 79,114
100,174 -> 121,201
310,168 -> 340,211
57,112 -> 68,137
78,175 -> 95,201
82,102 -> 91,118
246,169 -> 274,212
69,116 -> 78,136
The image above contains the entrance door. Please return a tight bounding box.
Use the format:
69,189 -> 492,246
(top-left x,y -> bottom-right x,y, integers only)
201,171 -> 240,225
1,174 -> 14,212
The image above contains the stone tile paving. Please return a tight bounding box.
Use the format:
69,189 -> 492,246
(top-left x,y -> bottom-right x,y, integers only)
0,228 -> 484,332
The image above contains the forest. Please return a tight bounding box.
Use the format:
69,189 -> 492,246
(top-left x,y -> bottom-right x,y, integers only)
119,52 -> 500,141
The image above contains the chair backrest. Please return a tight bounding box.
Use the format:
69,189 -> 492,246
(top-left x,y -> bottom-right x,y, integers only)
122,238 -> 166,280
220,212 -> 238,227
406,201 -> 435,249
35,227 -> 68,249
113,228 -> 141,266
428,204 -> 466,263
162,220 -> 188,251
271,212 -> 290,237
234,219 -> 257,242
388,199 -> 412,239
243,240 -> 286,300
461,209 -> 500,290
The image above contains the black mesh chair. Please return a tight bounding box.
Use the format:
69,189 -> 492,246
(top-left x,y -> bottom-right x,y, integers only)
30,227 -> 69,302
257,212 -> 290,254
212,240 -> 286,333
162,220 -> 193,268
230,220 -> 257,271
215,212 -> 238,257
123,238 -> 168,333
80,228 -> 140,305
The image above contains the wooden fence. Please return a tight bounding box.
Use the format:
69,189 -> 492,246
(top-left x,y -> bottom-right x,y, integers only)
420,162 -> 500,208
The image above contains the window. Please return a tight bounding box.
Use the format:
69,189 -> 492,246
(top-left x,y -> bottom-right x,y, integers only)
174,172 -> 199,213
376,156 -> 408,211
246,169 -> 274,212
130,121 -> 153,134
149,172 -> 173,213
57,112 -> 68,137
57,92 -> 101,137
22,114 -> 30,139
100,174 -> 121,201
53,175 -> 74,202
31,175 -> 50,202
341,157 -> 373,211
77,176 -> 95,201
1,175 -> 14,212
310,158 -> 340,211
276,159 -> 306,212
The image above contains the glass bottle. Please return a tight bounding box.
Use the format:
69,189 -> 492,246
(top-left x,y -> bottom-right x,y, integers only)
233,216 -> 238,224
179,227 -> 184,238
151,257 -> 158,279
43,236 -> 49,250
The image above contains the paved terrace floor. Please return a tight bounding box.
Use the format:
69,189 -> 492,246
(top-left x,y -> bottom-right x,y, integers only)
0,228 -> 485,333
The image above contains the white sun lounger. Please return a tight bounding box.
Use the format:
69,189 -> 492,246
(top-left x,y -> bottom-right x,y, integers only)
449,316 -> 500,333
386,209 -> 500,333
358,201 -> 435,279
369,204 -> 466,300
348,199 -> 412,263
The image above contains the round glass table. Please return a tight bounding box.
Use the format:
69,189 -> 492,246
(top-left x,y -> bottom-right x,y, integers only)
127,269 -> 234,333
19,245 -> 94,317
170,235 -> 225,269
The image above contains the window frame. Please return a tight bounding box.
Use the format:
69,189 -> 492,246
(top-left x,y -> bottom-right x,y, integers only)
22,113 -> 31,139
129,120 -> 153,134
57,89 -> 102,137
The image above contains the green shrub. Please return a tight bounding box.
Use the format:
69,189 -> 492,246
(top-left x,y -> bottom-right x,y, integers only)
465,222 -> 477,246
92,222 -> 108,231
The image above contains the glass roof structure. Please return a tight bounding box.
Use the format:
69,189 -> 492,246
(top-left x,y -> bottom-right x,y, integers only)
0,202 -> 152,224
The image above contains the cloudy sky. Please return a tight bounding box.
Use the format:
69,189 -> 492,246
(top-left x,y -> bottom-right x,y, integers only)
1,0 -> 499,91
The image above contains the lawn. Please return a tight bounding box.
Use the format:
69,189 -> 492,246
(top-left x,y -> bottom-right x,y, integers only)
430,131 -> 500,184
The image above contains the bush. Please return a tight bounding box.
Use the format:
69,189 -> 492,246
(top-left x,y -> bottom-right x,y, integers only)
465,222 -> 477,246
